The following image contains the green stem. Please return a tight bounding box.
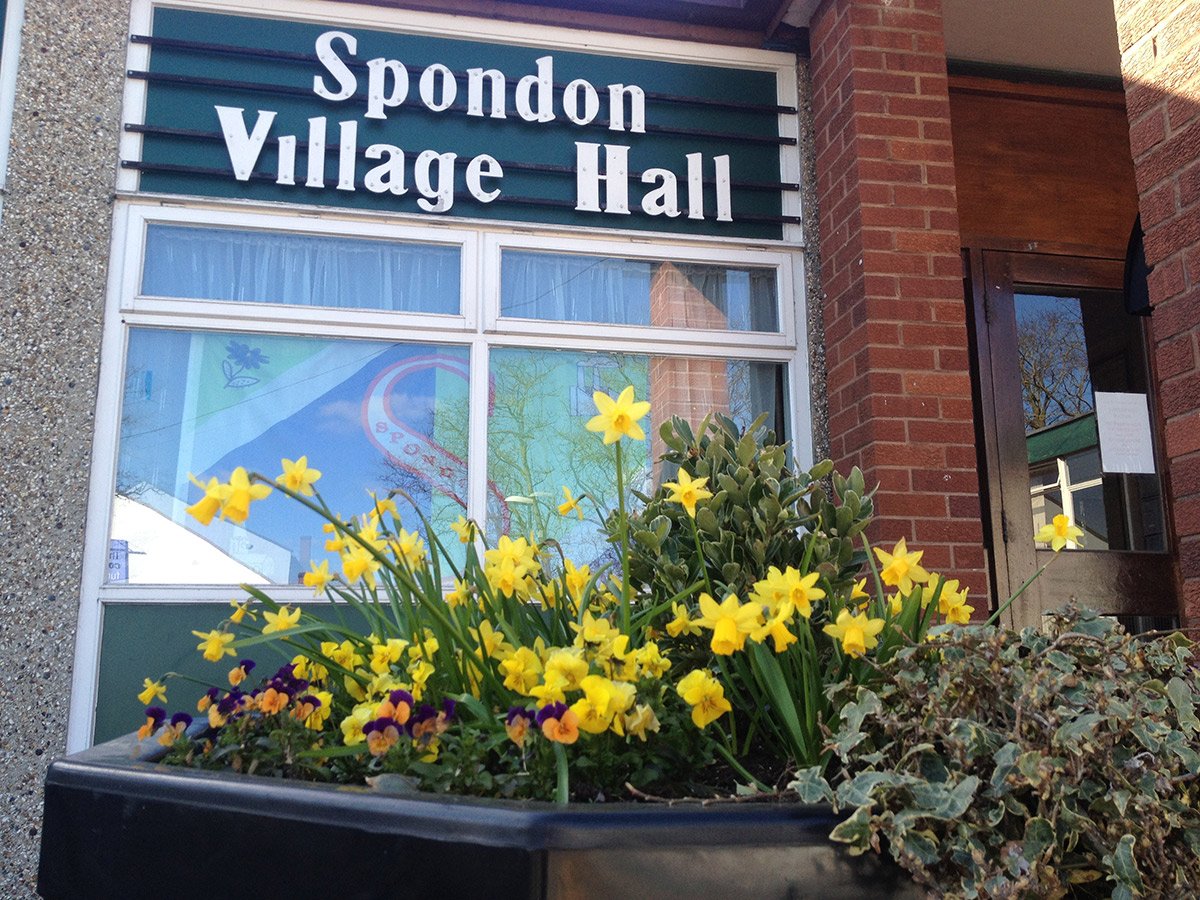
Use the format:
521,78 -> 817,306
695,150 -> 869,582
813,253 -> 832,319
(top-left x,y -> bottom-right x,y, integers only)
712,733 -> 769,793
553,742 -> 570,805
985,553 -> 1061,627
615,441 -> 632,635
689,514 -> 714,597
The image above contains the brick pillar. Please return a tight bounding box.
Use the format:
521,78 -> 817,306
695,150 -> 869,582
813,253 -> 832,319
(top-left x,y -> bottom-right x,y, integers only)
1115,0 -> 1200,624
809,0 -> 987,599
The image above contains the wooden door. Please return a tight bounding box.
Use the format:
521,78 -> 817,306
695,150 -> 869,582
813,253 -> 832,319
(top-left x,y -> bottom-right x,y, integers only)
969,250 -> 1178,629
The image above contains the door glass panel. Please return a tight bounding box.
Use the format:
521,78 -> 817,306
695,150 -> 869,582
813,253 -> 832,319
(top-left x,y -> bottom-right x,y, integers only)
1016,288 -> 1165,551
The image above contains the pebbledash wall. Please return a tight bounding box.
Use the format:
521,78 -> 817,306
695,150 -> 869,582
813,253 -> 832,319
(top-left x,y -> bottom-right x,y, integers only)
2,0 -> 1199,894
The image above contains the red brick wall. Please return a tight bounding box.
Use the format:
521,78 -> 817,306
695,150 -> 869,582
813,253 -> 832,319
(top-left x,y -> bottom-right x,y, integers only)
1115,0 -> 1200,624
809,0 -> 987,599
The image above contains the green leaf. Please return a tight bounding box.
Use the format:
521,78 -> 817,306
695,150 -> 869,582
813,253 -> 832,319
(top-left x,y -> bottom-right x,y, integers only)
1054,712 -> 1105,749
1109,834 -> 1144,891
1167,677 -> 1200,732
829,806 -> 873,853
1023,817 -> 1055,861
789,767 -> 834,804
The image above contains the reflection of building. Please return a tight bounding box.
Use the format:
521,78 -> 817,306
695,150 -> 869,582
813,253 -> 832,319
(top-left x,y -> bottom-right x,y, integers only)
4,0 -> 1200,888
111,488 -> 287,584
1027,414 -> 1105,550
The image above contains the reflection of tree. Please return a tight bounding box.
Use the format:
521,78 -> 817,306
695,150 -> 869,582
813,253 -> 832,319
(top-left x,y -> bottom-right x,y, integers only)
486,353 -> 646,559
117,363 -> 154,499
1019,307 -> 1092,431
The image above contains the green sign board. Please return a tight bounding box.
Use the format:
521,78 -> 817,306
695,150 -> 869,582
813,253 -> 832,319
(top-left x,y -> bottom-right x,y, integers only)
130,7 -> 794,239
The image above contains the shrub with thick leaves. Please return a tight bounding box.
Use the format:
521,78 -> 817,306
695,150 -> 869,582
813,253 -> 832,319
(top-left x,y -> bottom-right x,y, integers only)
620,413 -> 873,603
791,607 -> 1200,899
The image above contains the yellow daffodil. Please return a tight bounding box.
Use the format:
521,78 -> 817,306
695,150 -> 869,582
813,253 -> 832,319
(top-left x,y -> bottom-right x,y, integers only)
366,492 -> 398,524
1035,514 -> 1084,551
873,537 -> 930,596
936,579 -> 974,625
662,468 -> 713,518
635,641 -> 671,678
752,601 -> 799,653
220,467 -> 272,525
586,385 -> 651,444
694,592 -> 762,656
303,560 -> 334,597
137,678 -> 167,706
192,629 -> 236,662
823,609 -> 886,658
676,669 -> 732,729
276,456 -> 321,496
666,602 -> 701,637
557,487 -> 583,519
262,605 -> 301,635
449,516 -> 478,544
486,556 -> 527,598
341,544 -> 381,588
445,578 -> 471,609
228,599 -> 255,624
390,528 -> 427,569
185,474 -> 230,526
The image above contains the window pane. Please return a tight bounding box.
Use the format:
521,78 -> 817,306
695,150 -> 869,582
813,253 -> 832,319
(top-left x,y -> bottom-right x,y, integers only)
1018,289 -> 1166,552
142,224 -> 461,314
110,328 -> 469,584
485,347 -> 786,565
500,250 -> 779,332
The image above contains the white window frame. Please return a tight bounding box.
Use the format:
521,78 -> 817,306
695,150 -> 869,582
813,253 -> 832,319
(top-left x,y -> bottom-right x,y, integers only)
0,0 -> 25,220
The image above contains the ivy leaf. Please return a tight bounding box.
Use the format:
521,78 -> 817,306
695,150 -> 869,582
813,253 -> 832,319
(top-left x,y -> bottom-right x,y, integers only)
829,805 -> 873,853
1023,817 -> 1054,861
1167,677 -> 1200,732
788,767 -> 834,804
1107,834 -> 1144,892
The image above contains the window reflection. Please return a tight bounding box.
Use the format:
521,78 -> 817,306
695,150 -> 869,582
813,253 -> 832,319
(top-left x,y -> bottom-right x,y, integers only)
1018,290 -> 1165,552
110,329 -> 469,584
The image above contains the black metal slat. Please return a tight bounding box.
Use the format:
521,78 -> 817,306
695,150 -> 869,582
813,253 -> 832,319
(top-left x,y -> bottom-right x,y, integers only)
123,122 -> 801,192
120,158 -> 803,225
129,33 -> 798,116
126,69 -> 797,147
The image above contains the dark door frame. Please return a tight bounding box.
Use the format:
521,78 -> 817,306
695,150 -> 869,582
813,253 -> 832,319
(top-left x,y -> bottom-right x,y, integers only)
967,248 -> 1179,629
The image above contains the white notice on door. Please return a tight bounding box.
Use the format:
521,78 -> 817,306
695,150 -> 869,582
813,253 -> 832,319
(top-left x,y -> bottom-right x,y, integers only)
1094,391 -> 1156,474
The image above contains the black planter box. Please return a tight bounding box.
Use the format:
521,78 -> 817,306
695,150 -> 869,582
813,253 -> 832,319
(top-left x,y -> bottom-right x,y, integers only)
39,735 -> 920,899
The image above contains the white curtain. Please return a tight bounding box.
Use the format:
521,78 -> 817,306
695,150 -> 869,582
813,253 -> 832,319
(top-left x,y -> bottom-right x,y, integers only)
143,224 -> 461,314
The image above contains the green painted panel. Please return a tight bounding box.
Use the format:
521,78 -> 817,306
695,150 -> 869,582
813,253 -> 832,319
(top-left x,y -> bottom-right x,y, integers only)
94,602 -> 368,744
136,7 -> 787,240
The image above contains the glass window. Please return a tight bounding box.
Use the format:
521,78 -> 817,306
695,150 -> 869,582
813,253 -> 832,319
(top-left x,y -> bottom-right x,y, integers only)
110,328 -> 469,584
485,347 -> 786,564
142,224 -> 461,314
500,250 -> 779,332
1018,289 -> 1165,552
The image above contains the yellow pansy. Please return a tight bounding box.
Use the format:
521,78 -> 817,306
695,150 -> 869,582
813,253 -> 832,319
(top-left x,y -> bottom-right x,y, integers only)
676,669 -> 732,729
